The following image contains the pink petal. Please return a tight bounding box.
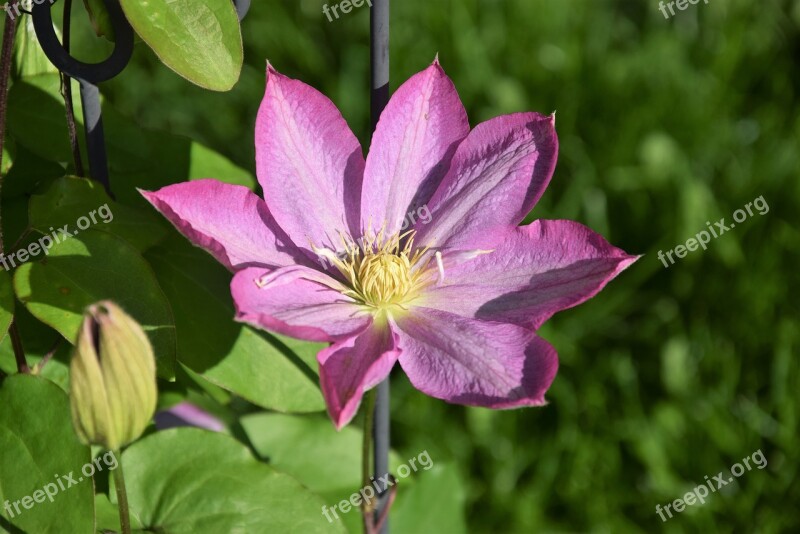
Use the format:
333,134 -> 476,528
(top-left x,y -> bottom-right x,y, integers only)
417,220 -> 639,329
231,265 -> 371,342
361,60 -> 469,235
395,308 -> 558,408
255,65 -> 365,250
415,112 -> 558,250
319,318 -> 400,429
155,402 -> 226,432
140,179 -> 302,271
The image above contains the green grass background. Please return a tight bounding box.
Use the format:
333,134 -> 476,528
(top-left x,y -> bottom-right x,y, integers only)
75,0 -> 800,531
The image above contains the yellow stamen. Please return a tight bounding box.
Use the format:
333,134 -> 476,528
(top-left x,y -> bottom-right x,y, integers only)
312,226 -> 433,309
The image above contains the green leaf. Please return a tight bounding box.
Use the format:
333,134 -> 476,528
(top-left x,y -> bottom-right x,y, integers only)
7,74 -> 83,163
13,17 -> 59,78
1,135 -> 13,175
240,413 -> 405,496
188,142 -> 255,188
112,129 -> 256,206
145,236 -> 325,412
94,493 -> 145,532
0,375 -> 93,533
241,414 -> 466,534
119,0 -> 243,91
13,230 -> 177,379
119,427 -> 345,533
2,143 -> 65,200
82,0 -> 116,40
0,306 -> 67,390
29,176 -> 168,251
392,464 -> 468,534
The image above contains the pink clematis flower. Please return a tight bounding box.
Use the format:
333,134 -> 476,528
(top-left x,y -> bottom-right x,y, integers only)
141,60 -> 638,429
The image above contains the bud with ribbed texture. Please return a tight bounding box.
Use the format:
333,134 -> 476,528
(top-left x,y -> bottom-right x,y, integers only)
69,301 -> 157,450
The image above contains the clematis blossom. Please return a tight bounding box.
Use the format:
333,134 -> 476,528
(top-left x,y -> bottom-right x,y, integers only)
141,60 -> 638,429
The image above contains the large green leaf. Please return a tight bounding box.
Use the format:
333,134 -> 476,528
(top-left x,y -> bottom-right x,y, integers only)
145,236 -> 325,412
0,305 -> 68,390
0,375 -> 93,533
29,176 -> 168,251
13,230 -> 177,379
110,128 -> 255,207
392,464 -> 468,534
240,413 -> 461,534
7,74 -> 82,162
117,427 -> 344,533
119,0 -> 243,91
241,413 -> 400,496
13,17 -> 59,78
2,143 -> 64,200
188,142 -> 255,188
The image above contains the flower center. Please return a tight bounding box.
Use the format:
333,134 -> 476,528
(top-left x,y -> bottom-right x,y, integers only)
313,229 -> 433,309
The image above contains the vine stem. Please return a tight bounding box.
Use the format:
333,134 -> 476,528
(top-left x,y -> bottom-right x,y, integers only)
60,0 -> 85,176
112,449 -> 132,534
0,13 -> 28,374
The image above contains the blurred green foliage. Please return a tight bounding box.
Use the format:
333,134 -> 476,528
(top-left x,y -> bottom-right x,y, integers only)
46,0 -> 800,531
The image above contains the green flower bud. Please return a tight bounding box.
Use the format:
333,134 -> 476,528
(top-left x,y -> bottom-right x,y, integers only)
69,301 -> 157,450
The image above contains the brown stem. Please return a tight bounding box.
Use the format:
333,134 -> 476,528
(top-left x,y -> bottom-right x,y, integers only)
35,337 -> 63,373
60,0 -> 84,176
9,320 -> 28,374
0,15 -> 27,374
0,12 -> 18,246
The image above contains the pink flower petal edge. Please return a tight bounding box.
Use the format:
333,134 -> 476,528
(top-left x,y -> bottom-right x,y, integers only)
417,219 -> 640,329
318,318 -> 401,429
231,265 -> 371,343
361,59 -> 469,236
140,179 -> 302,271
416,112 -> 558,251
255,65 -> 365,252
395,308 -> 558,408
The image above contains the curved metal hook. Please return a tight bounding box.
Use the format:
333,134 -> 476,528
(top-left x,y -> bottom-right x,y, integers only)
32,0 -> 133,83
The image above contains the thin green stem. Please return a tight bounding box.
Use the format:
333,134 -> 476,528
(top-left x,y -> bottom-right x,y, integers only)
361,389 -> 378,532
112,449 -> 132,534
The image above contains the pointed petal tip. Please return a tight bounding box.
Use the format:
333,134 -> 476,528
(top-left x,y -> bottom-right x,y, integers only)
432,53 -> 440,66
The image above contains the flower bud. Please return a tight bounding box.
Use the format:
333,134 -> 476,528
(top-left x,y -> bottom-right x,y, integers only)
69,301 -> 157,450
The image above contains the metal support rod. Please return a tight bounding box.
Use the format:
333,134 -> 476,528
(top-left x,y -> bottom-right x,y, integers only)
78,80 -> 112,196
370,1 -> 390,532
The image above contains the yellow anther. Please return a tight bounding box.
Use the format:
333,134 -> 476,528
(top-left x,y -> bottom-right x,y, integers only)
313,226 -> 434,310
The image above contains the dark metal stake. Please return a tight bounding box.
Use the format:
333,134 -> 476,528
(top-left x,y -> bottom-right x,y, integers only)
78,80 -> 111,195
32,0 -> 134,197
370,1 -> 390,532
